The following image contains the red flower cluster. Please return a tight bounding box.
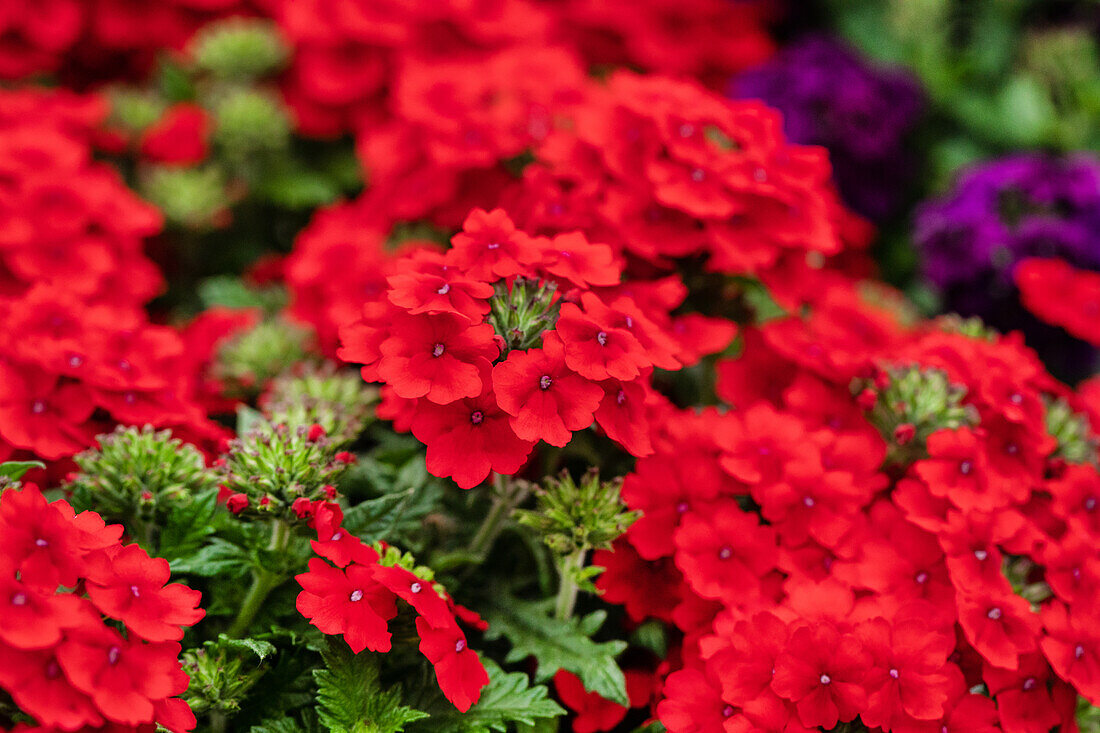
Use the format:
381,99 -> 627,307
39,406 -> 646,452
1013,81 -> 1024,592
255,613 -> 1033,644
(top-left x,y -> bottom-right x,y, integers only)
275,0 -> 772,141
591,282 -> 1100,732
0,87 -> 163,307
1016,257 -> 1100,346
337,208 -> 731,487
0,483 -> 202,731
0,88 -> 229,470
0,283 -> 227,468
0,0 -> 269,84
501,71 -> 870,279
295,501 -> 489,712
284,200 -> 413,357
138,103 -> 210,167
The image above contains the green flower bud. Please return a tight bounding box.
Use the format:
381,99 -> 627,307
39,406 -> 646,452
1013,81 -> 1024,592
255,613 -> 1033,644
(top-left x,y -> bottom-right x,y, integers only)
215,318 -> 313,398
514,469 -> 638,559
1045,397 -> 1097,466
262,362 -> 377,447
191,18 -> 288,80
211,89 -> 291,160
108,87 -> 168,134
67,426 -> 218,548
488,277 -> 562,355
218,420 -> 350,518
140,165 -> 229,229
855,365 -> 978,465
181,636 -> 272,715
936,314 -> 998,341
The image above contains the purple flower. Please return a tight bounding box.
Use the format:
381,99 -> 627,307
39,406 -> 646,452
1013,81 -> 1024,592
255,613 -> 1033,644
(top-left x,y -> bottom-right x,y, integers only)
916,153 -> 1100,293
915,153 -> 1100,379
731,35 -> 923,220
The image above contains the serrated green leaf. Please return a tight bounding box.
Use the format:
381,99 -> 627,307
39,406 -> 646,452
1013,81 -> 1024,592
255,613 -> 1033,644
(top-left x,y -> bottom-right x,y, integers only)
220,634 -> 277,662
484,597 -> 628,705
408,660 -> 564,733
171,538 -> 251,577
314,640 -> 428,733
0,461 -> 45,481
341,489 -> 419,543
159,488 -> 220,561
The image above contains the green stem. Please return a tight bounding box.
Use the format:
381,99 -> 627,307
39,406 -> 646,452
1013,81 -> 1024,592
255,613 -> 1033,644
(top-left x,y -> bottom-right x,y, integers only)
467,474 -> 527,559
227,519 -> 290,638
209,711 -> 226,733
554,549 -> 586,620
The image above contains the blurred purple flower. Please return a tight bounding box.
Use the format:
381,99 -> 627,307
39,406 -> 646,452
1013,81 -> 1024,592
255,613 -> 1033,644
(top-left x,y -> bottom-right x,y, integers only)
731,35 -> 923,221
916,153 -> 1100,379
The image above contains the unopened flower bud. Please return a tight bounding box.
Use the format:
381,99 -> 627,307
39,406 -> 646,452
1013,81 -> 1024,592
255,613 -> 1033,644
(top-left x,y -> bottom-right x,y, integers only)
856,388 -> 878,411
292,497 -> 313,519
894,423 -> 916,446
307,424 -> 326,442
226,493 -> 249,514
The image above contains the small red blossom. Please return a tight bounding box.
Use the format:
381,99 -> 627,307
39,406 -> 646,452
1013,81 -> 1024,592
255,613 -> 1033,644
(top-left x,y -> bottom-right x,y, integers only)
492,331 -> 603,446
415,617 -> 489,713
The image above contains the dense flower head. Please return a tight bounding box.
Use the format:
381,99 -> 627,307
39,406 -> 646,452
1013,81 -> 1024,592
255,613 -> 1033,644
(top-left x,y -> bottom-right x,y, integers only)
338,207 -> 721,488
0,87 -> 164,307
275,0 -> 772,143
500,70 -> 872,282
295,502 -> 489,712
590,278 -> 1100,732
915,153 -> 1100,377
0,482 -> 201,731
0,285 -> 225,468
0,0 -> 265,85
284,198 -> 415,356
731,35 -> 924,221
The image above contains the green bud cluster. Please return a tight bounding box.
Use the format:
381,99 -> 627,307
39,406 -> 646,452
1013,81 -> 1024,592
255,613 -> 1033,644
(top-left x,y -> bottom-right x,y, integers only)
488,277 -> 561,355
515,469 -> 638,559
211,88 -> 291,162
856,365 -> 978,464
215,318 -> 313,397
1045,397 -> 1097,466
217,421 -> 350,519
181,637 -> 271,715
935,314 -> 998,341
108,88 -> 167,134
67,426 -> 217,544
140,166 -> 229,229
262,362 -> 377,447
191,19 -> 288,81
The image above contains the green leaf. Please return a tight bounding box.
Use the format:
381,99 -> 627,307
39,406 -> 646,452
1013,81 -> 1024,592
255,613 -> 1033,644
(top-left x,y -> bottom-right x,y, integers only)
314,639 -> 428,733
220,635 -> 277,662
339,454 -> 446,551
171,538 -> 252,578
408,660 -> 565,733
484,596 -> 628,705
256,167 -> 342,210
199,275 -> 287,313
0,461 -> 45,481
238,405 -> 269,436
733,277 -> 786,324
997,74 -> 1055,145
159,488 -> 220,561
251,717 -> 306,733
